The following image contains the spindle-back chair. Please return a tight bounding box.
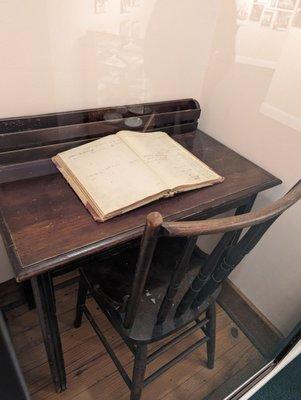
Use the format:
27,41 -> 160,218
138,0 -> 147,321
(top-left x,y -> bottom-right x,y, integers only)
74,180 -> 301,400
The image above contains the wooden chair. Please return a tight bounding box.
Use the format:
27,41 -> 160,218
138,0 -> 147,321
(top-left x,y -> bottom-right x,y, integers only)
74,180 -> 301,400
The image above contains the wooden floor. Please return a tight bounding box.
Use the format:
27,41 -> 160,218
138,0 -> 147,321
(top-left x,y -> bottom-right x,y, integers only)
6,279 -> 262,400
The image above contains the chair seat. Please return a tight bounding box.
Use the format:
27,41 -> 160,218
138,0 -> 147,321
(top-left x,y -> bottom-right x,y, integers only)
81,238 -> 220,343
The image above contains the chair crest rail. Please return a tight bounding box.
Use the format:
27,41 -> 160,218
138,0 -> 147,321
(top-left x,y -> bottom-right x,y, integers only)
162,180 -> 301,237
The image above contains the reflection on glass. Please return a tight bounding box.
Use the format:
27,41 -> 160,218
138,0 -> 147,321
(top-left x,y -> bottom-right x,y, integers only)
237,0 -> 300,29
78,1 -> 153,107
95,0 -> 109,14
235,0 -> 301,131
120,0 -> 140,14
0,1 -> 300,399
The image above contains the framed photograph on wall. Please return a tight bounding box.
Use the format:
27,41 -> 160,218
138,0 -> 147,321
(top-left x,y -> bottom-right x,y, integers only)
277,0 -> 297,10
237,0 -> 251,21
250,4 -> 264,21
120,0 -> 140,13
273,10 -> 292,29
95,0 -> 108,14
261,10 -> 275,26
292,3 -> 301,26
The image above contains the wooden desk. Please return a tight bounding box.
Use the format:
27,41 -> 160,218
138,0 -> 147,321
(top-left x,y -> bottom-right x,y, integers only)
0,100 -> 281,392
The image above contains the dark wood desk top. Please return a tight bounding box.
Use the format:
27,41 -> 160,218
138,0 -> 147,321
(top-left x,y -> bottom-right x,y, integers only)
0,130 -> 281,281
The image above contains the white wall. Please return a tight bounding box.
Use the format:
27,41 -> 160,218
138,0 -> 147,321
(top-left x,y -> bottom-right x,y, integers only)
199,1 -> 301,335
0,0 -> 300,335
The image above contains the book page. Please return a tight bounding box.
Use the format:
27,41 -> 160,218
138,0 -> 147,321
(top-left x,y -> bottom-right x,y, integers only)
55,135 -> 168,216
117,131 -> 223,191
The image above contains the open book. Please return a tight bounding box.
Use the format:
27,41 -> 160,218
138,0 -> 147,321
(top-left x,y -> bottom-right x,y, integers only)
52,131 -> 224,222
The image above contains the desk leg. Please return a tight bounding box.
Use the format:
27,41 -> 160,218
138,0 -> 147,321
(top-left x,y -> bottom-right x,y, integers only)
232,194 -> 257,242
236,194 -> 257,217
31,273 -> 66,392
21,281 -> 36,310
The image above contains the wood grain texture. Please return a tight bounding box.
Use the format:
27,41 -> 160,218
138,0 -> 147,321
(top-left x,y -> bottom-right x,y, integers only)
0,99 -> 200,160
78,243 -> 217,343
0,130 -> 281,281
0,122 -> 196,184
0,99 -> 198,134
5,281 -> 263,400
124,212 -> 163,329
162,180 -> 301,236
72,181 -> 297,390
0,110 -> 200,152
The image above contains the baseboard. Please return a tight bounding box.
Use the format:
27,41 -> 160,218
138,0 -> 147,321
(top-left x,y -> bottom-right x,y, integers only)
227,280 -> 282,338
218,279 -> 283,358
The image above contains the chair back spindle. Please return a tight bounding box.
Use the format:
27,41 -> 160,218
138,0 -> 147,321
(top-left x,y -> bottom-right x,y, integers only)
196,217 -> 277,306
123,180 -> 301,329
124,212 -> 163,329
156,236 -> 198,324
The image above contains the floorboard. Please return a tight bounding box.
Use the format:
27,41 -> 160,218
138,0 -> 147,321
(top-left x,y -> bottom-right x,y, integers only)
6,279 -> 263,400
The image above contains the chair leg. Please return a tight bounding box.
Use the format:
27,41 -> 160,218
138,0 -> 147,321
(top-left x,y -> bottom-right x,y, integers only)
74,277 -> 88,328
205,302 -> 216,369
131,344 -> 147,400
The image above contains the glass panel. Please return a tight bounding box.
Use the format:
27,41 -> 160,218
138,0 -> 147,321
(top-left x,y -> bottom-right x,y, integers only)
0,1 -> 300,399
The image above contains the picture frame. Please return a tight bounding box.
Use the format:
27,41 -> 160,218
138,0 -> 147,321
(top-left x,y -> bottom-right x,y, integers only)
292,5 -> 301,26
273,10 -> 292,29
250,4 -> 264,21
95,0 -> 108,14
261,10 -> 275,26
277,0 -> 297,10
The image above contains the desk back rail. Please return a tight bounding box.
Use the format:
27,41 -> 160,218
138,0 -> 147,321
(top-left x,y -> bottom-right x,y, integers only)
0,99 -> 200,183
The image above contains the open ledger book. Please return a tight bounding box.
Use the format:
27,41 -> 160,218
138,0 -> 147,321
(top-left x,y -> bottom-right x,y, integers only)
52,131 -> 224,222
